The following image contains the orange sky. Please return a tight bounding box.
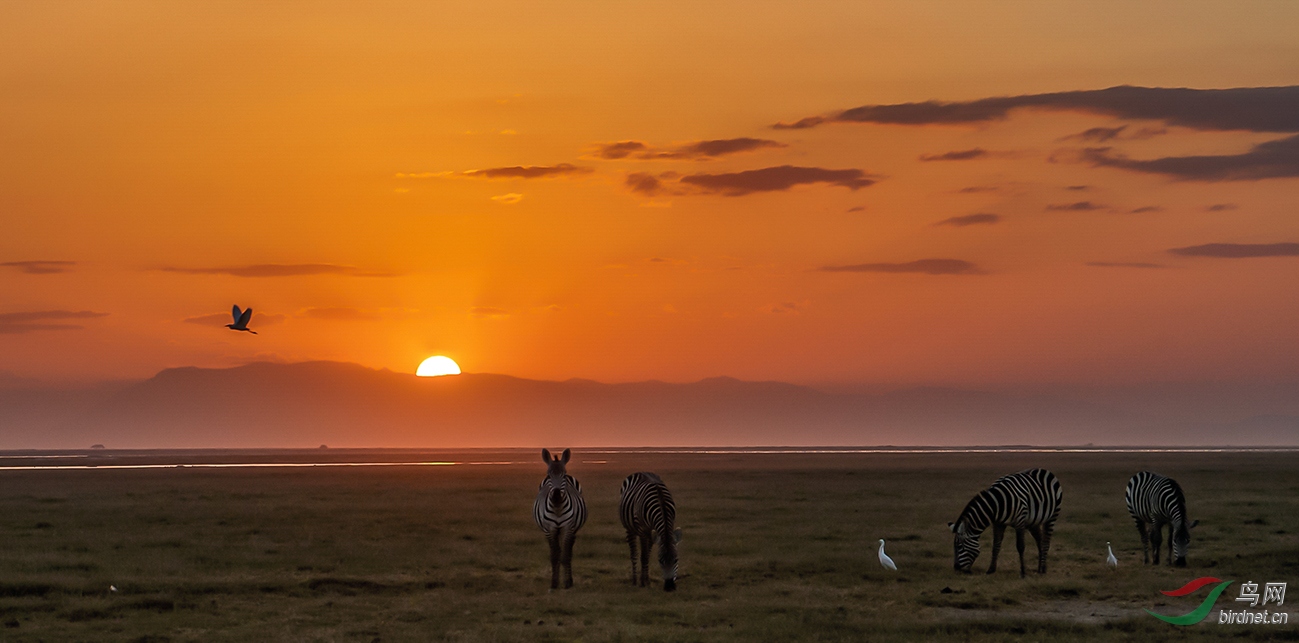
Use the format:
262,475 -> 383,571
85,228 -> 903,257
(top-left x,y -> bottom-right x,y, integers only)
3,2 -> 1299,386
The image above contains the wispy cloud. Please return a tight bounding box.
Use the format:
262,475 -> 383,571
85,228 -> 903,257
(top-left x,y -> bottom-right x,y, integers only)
1081,134 -> 1299,181
462,164 -> 592,179
919,148 -> 989,162
300,307 -> 380,321
183,311 -> 288,327
935,213 -> 1000,227
1060,125 -> 1167,142
0,310 -> 108,334
626,166 -> 876,197
957,186 -> 999,194
818,259 -> 982,275
158,264 -> 395,278
773,85 -> 1299,132
1,260 -> 76,275
594,138 -> 785,160
1130,205 -> 1164,213
679,165 -> 878,196
1206,203 -> 1238,211
1169,242 -> 1299,258
1086,261 -> 1167,269
491,193 -> 524,204
1045,201 -> 1106,212
470,306 -> 510,318
763,300 -> 809,314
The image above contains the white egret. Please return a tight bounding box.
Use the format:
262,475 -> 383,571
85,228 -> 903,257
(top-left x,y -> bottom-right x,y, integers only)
878,539 -> 897,571
227,305 -> 257,334
1106,541 -> 1118,569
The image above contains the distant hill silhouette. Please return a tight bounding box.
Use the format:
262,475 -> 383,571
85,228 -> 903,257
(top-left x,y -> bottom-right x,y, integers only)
1,361 -> 1297,448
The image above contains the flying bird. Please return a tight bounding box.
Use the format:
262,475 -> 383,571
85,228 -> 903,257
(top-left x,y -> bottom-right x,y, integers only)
227,305 -> 257,334
878,539 -> 897,571
1106,541 -> 1118,569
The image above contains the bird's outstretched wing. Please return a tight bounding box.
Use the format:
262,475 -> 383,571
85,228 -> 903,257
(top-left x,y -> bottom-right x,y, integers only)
232,305 -> 243,323
238,307 -> 253,327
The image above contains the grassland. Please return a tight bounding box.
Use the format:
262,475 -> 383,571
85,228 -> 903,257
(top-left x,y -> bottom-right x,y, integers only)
0,450 -> 1295,641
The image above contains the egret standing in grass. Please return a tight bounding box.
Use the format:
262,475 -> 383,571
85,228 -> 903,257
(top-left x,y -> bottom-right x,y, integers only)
1106,541 -> 1118,569
226,305 -> 257,334
878,539 -> 897,571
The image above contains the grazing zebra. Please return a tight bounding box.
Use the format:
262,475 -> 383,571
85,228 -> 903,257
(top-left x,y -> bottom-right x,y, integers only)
948,468 -> 1062,577
619,472 -> 682,591
1125,471 -> 1198,567
533,448 -> 587,589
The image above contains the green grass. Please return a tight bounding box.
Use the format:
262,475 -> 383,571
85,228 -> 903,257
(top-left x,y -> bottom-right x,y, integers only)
0,451 -> 1295,641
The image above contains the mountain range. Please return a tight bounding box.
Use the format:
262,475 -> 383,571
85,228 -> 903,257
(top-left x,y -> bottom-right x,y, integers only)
1,361 -> 1296,448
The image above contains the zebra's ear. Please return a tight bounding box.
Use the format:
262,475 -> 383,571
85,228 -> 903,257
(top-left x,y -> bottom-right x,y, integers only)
674,528 -> 683,543
561,448 -> 571,464
1189,519 -> 1199,529
541,449 -> 552,464
948,522 -> 956,533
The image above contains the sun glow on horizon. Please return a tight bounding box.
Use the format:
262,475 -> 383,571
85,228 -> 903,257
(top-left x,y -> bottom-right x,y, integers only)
416,356 -> 462,377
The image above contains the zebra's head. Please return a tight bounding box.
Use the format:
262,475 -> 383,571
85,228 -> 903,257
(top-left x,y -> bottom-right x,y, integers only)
660,528 -> 682,592
948,520 -> 979,573
1171,519 -> 1199,567
540,448 -> 573,504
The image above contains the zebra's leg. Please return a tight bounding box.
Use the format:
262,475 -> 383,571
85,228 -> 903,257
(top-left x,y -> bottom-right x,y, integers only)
1036,521 -> 1054,574
987,523 -> 1005,574
548,532 -> 562,590
561,528 -> 577,589
1149,522 -> 1162,565
639,533 -> 652,587
1166,522 -> 1175,567
626,530 -> 639,585
1134,517 -> 1150,564
1015,528 -> 1027,578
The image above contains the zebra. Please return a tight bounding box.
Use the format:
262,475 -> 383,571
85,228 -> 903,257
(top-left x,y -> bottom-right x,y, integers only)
533,448 -> 587,589
948,468 -> 1062,577
619,472 -> 682,592
1125,471 -> 1198,567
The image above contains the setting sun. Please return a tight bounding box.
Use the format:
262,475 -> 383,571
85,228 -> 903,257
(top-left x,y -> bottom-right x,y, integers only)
416,356 -> 462,377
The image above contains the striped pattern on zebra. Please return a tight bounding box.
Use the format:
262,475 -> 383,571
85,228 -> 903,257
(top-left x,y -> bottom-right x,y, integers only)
533,448 -> 587,589
1125,471 -> 1198,567
948,468 -> 1062,577
619,472 -> 681,592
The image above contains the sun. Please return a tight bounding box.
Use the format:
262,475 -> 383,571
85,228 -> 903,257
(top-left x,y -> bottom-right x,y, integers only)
416,356 -> 461,377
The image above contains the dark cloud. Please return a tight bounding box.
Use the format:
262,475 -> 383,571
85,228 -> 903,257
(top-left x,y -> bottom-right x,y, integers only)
1066,185 -> 1092,191
775,85 -> 1299,132
1169,242 -> 1299,258
1081,134 -> 1299,181
159,264 -> 393,278
0,310 -> 108,334
771,116 -> 826,130
1086,261 -> 1167,269
654,138 -> 785,159
679,165 -> 878,196
1206,203 -> 1238,211
818,259 -> 982,275
626,172 -> 666,196
593,141 -> 648,159
1,261 -> 76,275
600,138 -> 784,160
1061,126 -> 1128,142
919,148 -> 988,162
1129,206 -> 1164,213
935,213 -> 1000,227
957,186 -> 998,194
846,206 -> 867,213
463,163 -> 592,179
1045,201 -> 1106,212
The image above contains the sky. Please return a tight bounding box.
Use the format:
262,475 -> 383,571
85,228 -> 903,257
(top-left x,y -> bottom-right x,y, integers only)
3,1 -> 1299,388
